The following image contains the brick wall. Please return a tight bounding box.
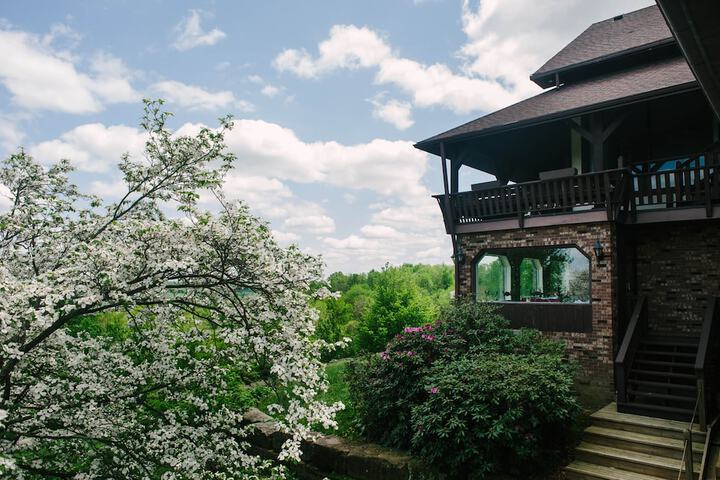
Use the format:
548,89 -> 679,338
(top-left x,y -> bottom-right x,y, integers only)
625,220 -> 720,335
456,222 -> 617,406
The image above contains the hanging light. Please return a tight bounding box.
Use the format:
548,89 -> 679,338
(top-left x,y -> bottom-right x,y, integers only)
452,248 -> 466,265
593,239 -> 605,262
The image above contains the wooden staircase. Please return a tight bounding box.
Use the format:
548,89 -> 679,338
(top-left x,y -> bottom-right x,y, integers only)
619,335 -> 700,421
565,403 -> 705,480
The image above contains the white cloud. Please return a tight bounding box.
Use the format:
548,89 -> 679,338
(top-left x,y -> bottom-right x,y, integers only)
223,119 -> 429,198
0,115 -> 25,154
28,118 -> 446,272
172,10 -> 226,51
273,25 -> 392,78
247,74 -> 264,84
29,123 -> 147,173
274,24 -> 523,114
458,0 -> 655,99
370,96 -> 413,130
0,27 -> 140,113
260,84 -> 281,98
272,230 -> 300,245
284,214 -> 335,234
88,178 -> 127,198
219,172 -> 335,235
275,2 -> 656,115
149,80 -> 254,112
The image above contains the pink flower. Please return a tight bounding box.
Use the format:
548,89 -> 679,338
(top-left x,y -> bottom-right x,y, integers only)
430,387 -> 439,394
404,326 -> 422,334
380,352 -> 389,360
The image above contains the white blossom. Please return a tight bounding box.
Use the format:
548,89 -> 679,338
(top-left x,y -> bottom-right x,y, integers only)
0,100 -> 340,478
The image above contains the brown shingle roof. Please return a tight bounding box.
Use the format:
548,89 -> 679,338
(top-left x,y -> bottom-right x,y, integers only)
531,5 -> 673,83
416,56 -> 697,149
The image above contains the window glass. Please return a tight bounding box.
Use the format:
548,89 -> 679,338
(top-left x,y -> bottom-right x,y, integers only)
474,247 -> 590,303
474,254 -> 510,301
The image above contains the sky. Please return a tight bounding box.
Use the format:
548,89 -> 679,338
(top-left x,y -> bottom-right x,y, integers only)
0,0 -> 654,274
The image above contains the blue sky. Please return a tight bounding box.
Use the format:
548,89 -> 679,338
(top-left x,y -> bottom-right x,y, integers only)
0,0 -> 653,273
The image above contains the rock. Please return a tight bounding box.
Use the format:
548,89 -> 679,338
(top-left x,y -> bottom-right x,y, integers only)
243,407 -> 273,425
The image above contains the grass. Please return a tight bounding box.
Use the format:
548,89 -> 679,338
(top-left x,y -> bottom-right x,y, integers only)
252,357 -> 359,440
317,358 -> 358,439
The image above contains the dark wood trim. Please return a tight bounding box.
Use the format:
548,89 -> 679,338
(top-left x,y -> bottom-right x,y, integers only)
455,210 -> 609,234
493,302 -> 592,333
441,142 -> 461,299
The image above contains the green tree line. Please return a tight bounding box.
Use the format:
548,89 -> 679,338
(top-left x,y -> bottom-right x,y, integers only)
314,263 -> 454,358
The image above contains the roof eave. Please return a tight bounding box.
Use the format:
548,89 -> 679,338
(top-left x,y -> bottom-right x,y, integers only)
414,81 -> 700,156
530,37 -> 677,88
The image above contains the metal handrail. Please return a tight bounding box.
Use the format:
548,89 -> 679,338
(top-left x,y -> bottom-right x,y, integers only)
678,396 -> 699,480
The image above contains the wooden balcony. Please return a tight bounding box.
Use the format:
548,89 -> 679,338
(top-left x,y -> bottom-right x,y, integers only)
435,152 -> 720,233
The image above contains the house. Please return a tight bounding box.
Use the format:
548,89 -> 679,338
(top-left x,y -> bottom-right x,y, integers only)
416,4 -> 720,478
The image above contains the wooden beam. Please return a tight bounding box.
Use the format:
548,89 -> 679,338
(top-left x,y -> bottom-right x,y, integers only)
601,112 -> 627,142
450,158 -> 460,194
566,119 -> 594,142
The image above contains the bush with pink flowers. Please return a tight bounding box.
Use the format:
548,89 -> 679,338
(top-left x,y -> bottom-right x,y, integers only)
347,301 -> 580,479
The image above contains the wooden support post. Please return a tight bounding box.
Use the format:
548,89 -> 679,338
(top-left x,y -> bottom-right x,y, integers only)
440,143 -> 461,299
567,113 -> 626,172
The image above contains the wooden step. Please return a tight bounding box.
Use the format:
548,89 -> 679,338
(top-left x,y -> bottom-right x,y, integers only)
564,460 -> 667,480
634,359 -> 695,369
642,336 -> 699,347
629,379 -> 697,391
629,390 -> 696,403
637,349 -> 697,359
575,442 -> 699,480
617,402 -> 694,421
630,369 -> 696,380
584,426 -> 703,462
591,403 -> 706,442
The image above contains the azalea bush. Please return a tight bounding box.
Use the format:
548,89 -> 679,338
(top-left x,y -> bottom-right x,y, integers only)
0,100 -> 344,479
347,302 -> 580,479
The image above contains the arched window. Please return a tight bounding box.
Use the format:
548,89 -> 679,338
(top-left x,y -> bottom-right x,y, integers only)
474,254 -> 511,301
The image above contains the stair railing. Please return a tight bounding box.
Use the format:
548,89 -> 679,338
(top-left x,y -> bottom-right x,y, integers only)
695,296 -> 719,432
678,396 -> 698,480
615,296 -> 648,403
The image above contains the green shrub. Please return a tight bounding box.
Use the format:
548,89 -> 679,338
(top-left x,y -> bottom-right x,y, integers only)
347,301 -> 580,479
353,266 -> 434,353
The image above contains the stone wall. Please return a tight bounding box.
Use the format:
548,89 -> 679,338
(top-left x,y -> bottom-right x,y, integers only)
456,222 -> 617,406
242,408 -> 437,480
623,220 -> 720,335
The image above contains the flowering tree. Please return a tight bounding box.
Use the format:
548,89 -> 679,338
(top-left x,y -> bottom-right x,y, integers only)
0,101 -> 343,478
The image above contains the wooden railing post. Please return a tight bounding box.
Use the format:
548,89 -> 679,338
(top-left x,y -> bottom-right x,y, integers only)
615,297 -> 648,405
684,429 -> 694,480
697,378 -> 706,432
696,297 -> 718,433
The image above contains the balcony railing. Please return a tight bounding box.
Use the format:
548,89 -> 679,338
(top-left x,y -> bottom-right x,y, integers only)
435,151 -> 720,230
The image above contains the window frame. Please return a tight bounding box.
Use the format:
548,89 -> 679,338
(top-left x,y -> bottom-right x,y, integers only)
471,244 -> 592,305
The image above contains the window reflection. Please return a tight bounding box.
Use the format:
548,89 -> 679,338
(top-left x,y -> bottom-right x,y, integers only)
474,247 -> 590,304
474,254 -> 511,301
